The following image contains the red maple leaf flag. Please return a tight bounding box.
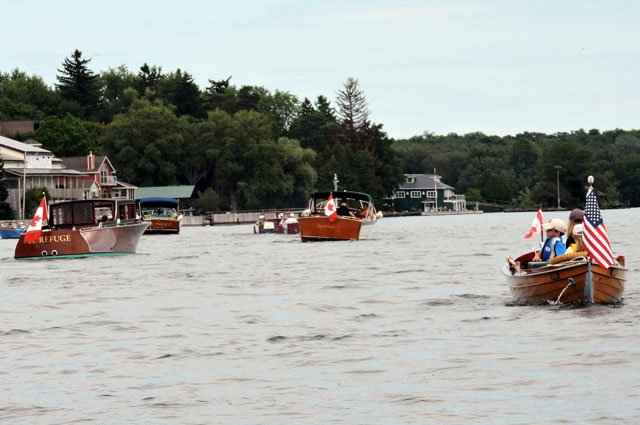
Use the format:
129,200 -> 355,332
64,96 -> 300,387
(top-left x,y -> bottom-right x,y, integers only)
325,193 -> 338,222
524,208 -> 543,239
24,196 -> 48,244
583,188 -> 614,269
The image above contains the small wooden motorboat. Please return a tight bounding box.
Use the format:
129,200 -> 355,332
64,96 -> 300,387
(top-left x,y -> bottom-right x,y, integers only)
0,222 -> 25,239
14,198 -> 149,260
298,190 -> 380,242
503,251 -> 627,305
253,212 -> 300,235
140,197 -> 183,234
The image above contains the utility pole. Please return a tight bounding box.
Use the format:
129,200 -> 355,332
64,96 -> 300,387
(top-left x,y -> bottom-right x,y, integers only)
554,165 -> 562,209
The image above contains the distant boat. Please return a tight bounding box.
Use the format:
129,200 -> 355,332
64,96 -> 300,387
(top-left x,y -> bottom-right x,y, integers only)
14,198 -> 149,260
0,222 -> 25,239
140,197 -> 183,234
503,251 -> 626,304
298,190 -> 381,242
253,211 -> 300,234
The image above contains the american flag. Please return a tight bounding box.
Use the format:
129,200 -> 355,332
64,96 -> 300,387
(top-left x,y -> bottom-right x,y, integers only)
583,188 -> 614,268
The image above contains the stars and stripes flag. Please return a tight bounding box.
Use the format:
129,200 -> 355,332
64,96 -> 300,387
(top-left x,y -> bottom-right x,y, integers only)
583,188 -> 614,268
23,196 -> 47,243
524,208 -> 543,239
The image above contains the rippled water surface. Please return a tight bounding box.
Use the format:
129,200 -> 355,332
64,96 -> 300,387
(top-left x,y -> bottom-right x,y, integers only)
1,210 -> 639,424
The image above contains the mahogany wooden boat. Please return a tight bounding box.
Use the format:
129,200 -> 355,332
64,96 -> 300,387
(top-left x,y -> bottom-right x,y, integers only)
253,212 -> 300,234
298,191 -> 380,242
140,197 -> 182,234
503,251 -> 626,304
14,198 -> 149,260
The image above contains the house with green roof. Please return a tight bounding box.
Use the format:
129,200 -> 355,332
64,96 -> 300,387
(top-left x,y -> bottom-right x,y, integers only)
384,173 -> 466,212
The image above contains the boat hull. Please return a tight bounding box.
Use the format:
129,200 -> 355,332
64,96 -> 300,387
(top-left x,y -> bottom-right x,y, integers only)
503,259 -> 626,304
298,216 -> 375,242
14,222 -> 150,260
0,228 -> 25,239
144,218 -> 181,234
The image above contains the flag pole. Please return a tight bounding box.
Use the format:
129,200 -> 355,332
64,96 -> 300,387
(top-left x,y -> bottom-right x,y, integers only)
584,175 -> 594,302
539,204 -> 543,244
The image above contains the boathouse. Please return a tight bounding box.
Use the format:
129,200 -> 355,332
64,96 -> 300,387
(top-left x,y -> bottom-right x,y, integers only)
384,173 -> 466,212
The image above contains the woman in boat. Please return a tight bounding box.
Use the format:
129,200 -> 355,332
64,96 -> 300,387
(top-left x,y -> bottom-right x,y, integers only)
565,223 -> 585,253
565,208 -> 583,249
533,218 -> 567,261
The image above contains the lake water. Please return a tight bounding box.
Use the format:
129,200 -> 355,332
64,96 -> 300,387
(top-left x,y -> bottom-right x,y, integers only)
1,210 -> 638,424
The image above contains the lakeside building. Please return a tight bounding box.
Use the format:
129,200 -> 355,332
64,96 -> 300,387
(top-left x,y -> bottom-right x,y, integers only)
0,120 -> 40,137
384,173 -> 467,212
0,135 -> 135,218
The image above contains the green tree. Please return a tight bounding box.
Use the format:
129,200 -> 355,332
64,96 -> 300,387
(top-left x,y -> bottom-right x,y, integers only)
336,77 -> 369,148
206,109 -> 272,211
56,49 -> 102,119
98,65 -> 137,122
135,63 -> 164,96
157,69 -> 204,118
192,187 -> 221,213
100,97 -> 186,186
613,154 -> 640,206
36,114 -> 100,157
0,69 -> 63,119
257,89 -> 299,139
24,187 -> 50,218
204,75 -> 235,113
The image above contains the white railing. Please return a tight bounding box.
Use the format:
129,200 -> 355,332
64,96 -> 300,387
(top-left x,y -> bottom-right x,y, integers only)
100,175 -> 117,185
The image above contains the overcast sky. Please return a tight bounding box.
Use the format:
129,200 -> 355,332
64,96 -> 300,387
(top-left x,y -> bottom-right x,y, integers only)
3,0 -> 639,139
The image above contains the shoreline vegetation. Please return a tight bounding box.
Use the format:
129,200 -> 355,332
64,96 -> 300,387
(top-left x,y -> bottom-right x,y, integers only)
1,49 -> 639,220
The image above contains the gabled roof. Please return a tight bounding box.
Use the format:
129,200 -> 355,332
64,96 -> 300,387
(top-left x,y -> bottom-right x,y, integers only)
60,155 -> 114,173
398,174 -> 453,190
135,185 -> 195,199
0,135 -> 51,153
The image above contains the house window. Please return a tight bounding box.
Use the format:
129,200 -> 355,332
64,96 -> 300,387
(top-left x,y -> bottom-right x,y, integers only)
410,191 -> 421,198
396,191 -> 405,198
445,190 -> 453,198
427,191 -> 436,198
406,177 -> 415,183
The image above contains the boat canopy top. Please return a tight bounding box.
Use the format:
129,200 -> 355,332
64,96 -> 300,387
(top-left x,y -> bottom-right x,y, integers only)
310,191 -> 373,203
139,197 -> 179,208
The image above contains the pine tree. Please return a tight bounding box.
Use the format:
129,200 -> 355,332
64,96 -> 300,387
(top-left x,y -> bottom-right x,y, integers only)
336,77 -> 369,144
136,63 -> 164,96
56,49 -> 102,118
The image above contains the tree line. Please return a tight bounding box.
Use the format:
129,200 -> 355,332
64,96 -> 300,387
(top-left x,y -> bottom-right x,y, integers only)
393,130 -> 640,209
0,50 -> 403,216
1,49 -> 639,218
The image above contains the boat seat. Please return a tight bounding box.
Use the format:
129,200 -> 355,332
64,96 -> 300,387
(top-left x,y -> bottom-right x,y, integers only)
526,261 -> 549,269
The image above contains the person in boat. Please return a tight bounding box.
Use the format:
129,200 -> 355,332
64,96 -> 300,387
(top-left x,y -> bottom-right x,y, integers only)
277,213 -> 284,227
533,218 -> 567,261
256,214 -> 265,227
565,208 -> 583,249
565,223 -> 585,253
357,203 -> 369,219
285,213 -> 298,224
337,201 -> 355,217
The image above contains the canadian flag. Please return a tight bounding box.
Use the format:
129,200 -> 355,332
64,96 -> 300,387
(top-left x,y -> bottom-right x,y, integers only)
524,208 -> 543,239
24,196 -> 48,244
325,193 -> 338,222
